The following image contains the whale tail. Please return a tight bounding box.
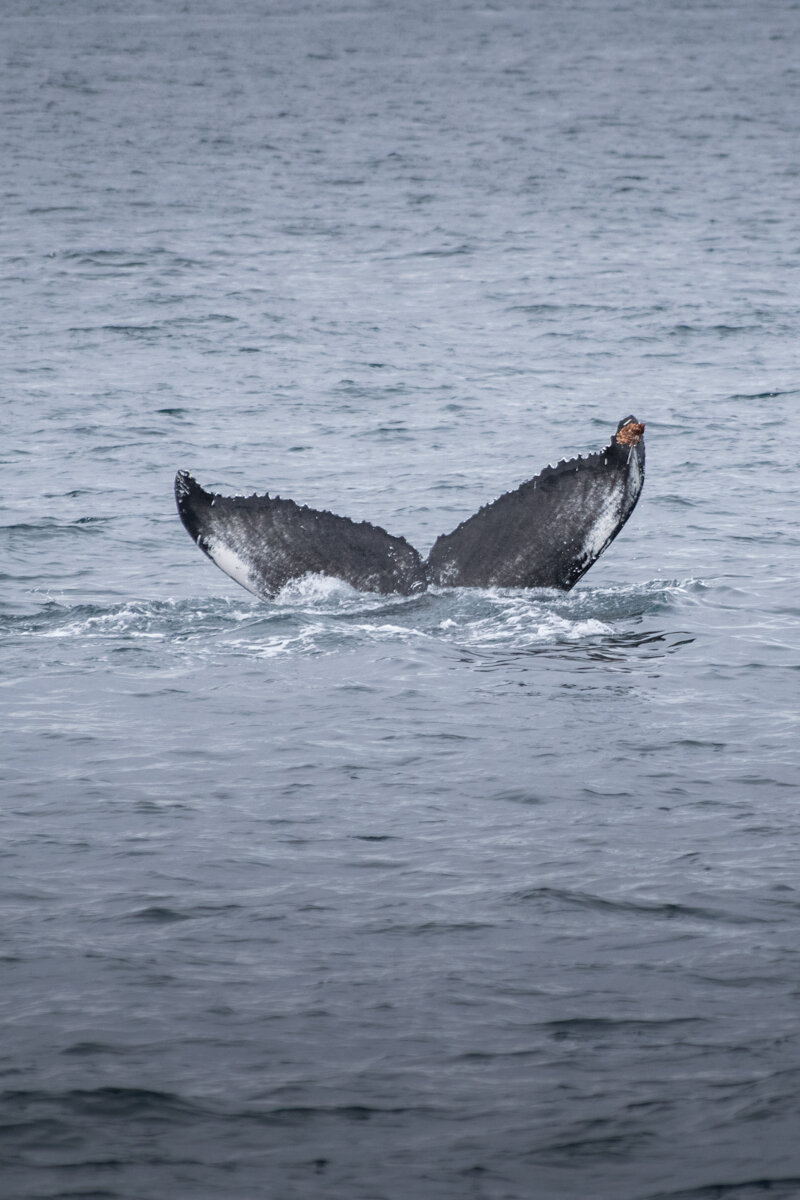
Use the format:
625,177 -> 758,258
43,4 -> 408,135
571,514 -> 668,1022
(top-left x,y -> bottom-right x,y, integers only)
175,416 -> 645,597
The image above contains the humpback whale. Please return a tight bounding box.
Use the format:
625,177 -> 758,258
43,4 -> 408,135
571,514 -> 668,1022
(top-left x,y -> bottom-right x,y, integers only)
175,416 -> 645,598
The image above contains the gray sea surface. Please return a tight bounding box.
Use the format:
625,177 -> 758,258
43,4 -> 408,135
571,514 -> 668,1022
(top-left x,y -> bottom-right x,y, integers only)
2,1 -> 800,1198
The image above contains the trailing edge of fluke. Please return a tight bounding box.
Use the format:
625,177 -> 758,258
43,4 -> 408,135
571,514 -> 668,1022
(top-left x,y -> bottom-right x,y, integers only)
175,416 -> 645,598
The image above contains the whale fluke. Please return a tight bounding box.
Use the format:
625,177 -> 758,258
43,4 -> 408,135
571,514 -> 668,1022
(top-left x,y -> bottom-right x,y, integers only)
426,417 -> 645,589
175,416 -> 645,598
174,471 -> 427,597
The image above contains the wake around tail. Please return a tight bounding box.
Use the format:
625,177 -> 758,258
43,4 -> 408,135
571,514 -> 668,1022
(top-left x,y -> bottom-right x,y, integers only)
175,416 -> 645,598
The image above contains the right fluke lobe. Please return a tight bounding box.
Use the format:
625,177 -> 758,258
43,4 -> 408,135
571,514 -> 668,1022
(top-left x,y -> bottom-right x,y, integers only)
425,416 -> 645,590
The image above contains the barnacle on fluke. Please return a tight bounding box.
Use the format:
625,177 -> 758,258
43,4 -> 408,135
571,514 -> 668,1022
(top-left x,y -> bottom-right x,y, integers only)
615,421 -> 646,447
176,416 -> 645,597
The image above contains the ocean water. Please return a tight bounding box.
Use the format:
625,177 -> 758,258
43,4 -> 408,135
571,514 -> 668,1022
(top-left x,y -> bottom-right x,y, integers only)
2,1 -> 800,1198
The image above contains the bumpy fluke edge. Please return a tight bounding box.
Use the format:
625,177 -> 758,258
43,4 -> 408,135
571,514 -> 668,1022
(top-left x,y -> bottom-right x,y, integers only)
175,416 -> 645,597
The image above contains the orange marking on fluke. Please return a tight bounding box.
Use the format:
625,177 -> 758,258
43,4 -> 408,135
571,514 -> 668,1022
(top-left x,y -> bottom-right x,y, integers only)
615,421 -> 645,447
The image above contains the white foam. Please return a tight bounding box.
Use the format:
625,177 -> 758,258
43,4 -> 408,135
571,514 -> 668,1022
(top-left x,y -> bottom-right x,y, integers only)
275,573 -> 360,606
455,605 -> 612,648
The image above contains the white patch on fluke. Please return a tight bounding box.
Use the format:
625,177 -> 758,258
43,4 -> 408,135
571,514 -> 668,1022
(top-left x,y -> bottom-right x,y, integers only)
580,450 -> 642,567
580,492 -> 623,564
627,447 -> 643,494
205,536 -> 261,597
